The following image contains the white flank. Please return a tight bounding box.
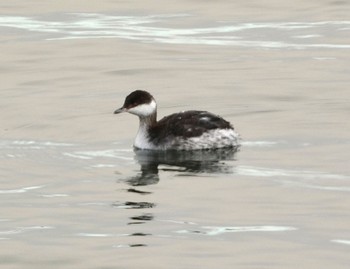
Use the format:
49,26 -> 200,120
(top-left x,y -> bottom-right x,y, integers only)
175,129 -> 240,150
134,128 -> 240,150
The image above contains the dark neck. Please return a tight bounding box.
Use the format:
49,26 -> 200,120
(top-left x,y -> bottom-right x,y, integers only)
139,112 -> 157,128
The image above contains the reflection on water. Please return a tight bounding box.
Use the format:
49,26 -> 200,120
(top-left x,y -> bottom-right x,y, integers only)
1,2 -> 349,264
129,213 -> 154,223
1,139 -> 349,251
125,147 -> 239,186
112,201 -> 156,209
113,147 -> 239,247
0,13 -> 349,49
2,139 -> 347,189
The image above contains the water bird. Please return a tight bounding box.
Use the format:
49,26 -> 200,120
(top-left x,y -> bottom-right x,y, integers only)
114,90 -> 239,150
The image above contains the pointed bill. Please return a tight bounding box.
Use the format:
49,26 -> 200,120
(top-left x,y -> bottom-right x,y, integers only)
114,107 -> 126,114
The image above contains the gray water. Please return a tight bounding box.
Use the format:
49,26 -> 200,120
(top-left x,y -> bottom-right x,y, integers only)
1,2 -> 350,268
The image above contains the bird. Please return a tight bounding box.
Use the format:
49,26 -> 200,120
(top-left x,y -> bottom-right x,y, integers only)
114,90 -> 240,150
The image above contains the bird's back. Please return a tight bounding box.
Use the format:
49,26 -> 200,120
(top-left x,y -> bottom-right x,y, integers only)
148,110 -> 237,149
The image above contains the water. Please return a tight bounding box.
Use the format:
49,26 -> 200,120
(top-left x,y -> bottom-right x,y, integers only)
1,1 -> 350,268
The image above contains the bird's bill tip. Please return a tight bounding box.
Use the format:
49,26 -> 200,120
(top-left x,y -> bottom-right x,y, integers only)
114,107 -> 126,114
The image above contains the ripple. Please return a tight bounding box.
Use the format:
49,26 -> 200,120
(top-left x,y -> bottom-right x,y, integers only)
0,13 -> 349,49
77,233 -> 112,237
63,149 -> 133,160
177,225 -> 297,236
0,226 -> 54,236
40,194 -> 69,198
236,165 -> 347,180
0,185 -> 44,194
241,141 -> 281,147
236,165 -> 350,192
332,239 -> 350,246
0,140 -> 74,150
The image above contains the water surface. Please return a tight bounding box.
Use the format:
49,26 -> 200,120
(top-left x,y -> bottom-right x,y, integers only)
1,2 -> 350,268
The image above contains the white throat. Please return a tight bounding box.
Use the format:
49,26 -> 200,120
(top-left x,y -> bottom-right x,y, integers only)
133,123 -> 154,149
128,100 -> 157,117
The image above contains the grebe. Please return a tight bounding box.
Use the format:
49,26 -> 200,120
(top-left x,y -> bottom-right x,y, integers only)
114,90 -> 240,150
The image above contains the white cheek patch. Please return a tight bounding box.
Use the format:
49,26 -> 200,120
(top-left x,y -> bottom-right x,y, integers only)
128,100 -> 157,117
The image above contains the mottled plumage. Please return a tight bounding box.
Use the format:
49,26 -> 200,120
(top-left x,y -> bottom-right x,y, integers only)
149,111 -> 232,143
114,90 -> 239,150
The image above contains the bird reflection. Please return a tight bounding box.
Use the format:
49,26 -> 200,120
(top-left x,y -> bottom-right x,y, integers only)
115,147 -> 239,248
125,147 -> 239,186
